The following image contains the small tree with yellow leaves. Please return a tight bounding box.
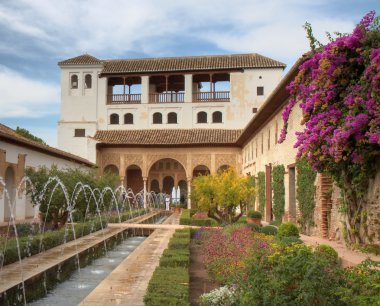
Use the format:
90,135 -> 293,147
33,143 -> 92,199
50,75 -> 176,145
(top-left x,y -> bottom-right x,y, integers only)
191,167 -> 255,224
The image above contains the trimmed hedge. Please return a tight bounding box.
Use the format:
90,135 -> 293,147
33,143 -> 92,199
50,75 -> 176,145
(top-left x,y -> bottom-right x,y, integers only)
0,209 -> 151,266
179,209 -> 218,227
144,228 -> 190,306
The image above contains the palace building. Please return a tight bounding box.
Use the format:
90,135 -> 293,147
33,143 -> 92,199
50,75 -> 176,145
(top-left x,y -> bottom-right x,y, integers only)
57,53 -> 285,207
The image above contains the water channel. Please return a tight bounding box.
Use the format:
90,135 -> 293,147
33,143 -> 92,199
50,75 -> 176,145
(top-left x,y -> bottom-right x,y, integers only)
28,236 -> 146,306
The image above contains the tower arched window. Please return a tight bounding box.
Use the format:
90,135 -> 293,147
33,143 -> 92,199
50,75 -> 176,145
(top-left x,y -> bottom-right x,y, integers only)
153,112 -> 162,124
85,74 -> 92,89
212,111 -> 222,123
71,74 -> 78,89
167,112 -> 177,124
197,111 -> 207,123
124,113 -> 133,124
110,113 -> 119,125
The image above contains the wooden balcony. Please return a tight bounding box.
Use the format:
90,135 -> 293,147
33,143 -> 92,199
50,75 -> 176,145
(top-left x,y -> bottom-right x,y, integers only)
107,94 -> 141,104
193,91 -> 230,102
149,93 -> 185,103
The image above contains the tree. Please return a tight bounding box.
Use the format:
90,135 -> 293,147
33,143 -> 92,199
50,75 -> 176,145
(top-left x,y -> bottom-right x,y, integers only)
15,126 -> 46,145
191,167 -> 255,224
279,11 -> 380,244
26,166 -> 119,229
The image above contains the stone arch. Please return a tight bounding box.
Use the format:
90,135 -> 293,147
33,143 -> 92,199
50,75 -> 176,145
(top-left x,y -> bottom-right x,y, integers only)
178,179 -> 188,205
193,165 -> 210,177
147,156 -> 188,178
217,164 -> 230,173
126,164 -> 143,194
103,164 -> 119,175
162,176 -> 174,195
150,179 -> 160,193
4,166 -> 15,221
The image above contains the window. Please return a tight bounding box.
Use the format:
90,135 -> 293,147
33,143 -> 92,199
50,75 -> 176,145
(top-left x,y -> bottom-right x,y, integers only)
257,86 -> 264,96
71,74 -> 78,89
110,113 -> 119,124
261,134 -> 264,154
124,113 -> 133,124
212,111 -> 222,123
74,129 -> 85,137
167,112 -> 177,124
197,111 -> 207,123
268,129 -> 271,150
275,121 -> 278,144
85,74 -> 92,89
153,112 -> 162,124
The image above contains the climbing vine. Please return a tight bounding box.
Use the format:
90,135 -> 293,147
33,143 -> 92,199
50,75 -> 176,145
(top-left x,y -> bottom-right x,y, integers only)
279,11 -> 380,244
257,171 -> 266,214
272,165 -> 285,221
248,175 -> 256,210
296,158 -> 317,234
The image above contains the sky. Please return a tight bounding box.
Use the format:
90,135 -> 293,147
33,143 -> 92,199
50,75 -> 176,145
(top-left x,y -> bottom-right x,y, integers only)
0,0 -> 378,147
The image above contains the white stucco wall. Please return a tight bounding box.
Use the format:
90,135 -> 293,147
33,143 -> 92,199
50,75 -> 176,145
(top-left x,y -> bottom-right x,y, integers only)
0,140 -> 93,222
58,63 -> 284,160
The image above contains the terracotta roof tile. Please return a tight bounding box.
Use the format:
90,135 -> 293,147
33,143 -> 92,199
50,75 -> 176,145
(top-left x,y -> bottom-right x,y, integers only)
93,129 -> 242,146
101,53 -> 285,74
0,123 -> 94,166
58,54 -> 102,65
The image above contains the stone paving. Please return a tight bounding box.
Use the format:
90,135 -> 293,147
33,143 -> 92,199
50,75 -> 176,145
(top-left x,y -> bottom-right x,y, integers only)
79,212 -> 181,306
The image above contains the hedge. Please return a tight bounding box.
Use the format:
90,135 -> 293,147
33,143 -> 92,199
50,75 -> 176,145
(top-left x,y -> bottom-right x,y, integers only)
179,209 -> 218,227
144,228 -> 190,306
0,209 -> 144,267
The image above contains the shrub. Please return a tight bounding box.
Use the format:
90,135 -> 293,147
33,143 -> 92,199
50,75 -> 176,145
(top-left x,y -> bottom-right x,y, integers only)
337,259 -> 380,306
278,236 -> 303,246
247,210 -> 262,219
277,222 -> 299,239
144,229 -> 190,305
260,225 -> 278,236
199,286 -> 237,306
179,209 -> 218,227
237,243 -> 343,305
270,220 -> 282,227
314,244 -> 339,265
246,223 -> 261,232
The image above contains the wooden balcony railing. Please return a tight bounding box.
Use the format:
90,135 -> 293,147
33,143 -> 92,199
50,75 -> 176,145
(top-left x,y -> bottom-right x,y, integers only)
193,91 -> 230,102
107,94 -> 141,104
149,93 -> 185,103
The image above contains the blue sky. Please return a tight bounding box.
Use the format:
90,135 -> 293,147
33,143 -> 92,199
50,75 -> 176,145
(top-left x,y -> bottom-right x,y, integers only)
0,0 -> 378,147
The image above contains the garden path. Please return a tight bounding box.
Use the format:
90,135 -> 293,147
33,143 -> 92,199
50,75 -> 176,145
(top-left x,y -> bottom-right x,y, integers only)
79,212 -> 181,306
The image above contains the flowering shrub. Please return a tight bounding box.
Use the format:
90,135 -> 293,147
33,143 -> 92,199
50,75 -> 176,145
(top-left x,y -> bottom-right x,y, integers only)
200,225 -> 256,283
199,286 -> 237,306
279,11 -> 380,244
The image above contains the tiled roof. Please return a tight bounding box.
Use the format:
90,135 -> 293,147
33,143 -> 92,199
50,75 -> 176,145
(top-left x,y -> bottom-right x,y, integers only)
58,54 -> 102,65
0,123 -> 94,166
101,53 -> 286,74
93,129 -> 243,146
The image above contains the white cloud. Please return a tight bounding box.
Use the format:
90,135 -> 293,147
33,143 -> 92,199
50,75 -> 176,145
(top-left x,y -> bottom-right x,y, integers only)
0,0 -> 367,62
0,66 -> 59,118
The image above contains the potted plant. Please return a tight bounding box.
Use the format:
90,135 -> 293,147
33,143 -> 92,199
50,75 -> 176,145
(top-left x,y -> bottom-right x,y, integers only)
247,210 -> 262,225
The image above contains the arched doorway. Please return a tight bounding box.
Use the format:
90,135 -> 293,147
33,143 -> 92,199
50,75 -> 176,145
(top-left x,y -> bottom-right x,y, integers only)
193,165 -> 210,177
178,180 -> 188,205
148,158 -> 187,198
150,179 -> 160,193
217,164 -> 230,173
104,164 -> 119,175
4,166 -> 15,221
126,165 -> 143,194
162,176 -> 174,195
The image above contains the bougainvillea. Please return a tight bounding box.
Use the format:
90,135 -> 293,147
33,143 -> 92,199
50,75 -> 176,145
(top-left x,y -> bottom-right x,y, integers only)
279,11 -> 380,244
